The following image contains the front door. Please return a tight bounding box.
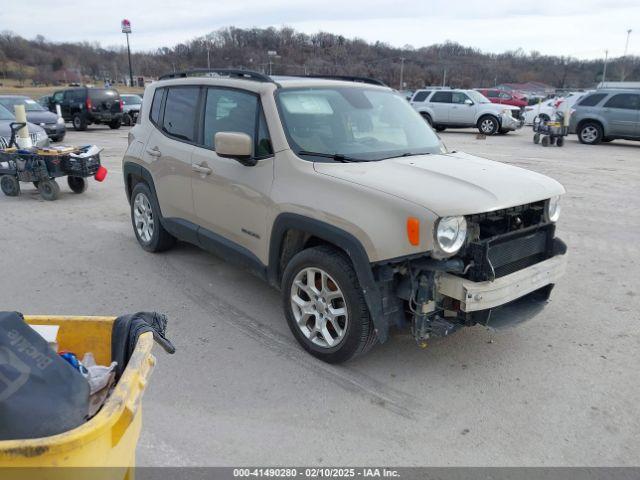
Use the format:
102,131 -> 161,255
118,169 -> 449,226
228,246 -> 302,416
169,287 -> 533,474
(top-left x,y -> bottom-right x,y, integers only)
190,87 -> 275,264
602,93 -> 640,136
449,91 -> 476,124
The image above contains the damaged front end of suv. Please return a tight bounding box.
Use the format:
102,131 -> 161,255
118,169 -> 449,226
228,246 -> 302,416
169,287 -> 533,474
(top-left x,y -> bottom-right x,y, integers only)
373,198 -> 567,345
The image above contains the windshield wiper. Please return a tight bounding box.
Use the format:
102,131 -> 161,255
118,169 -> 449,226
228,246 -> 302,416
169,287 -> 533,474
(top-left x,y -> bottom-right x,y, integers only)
297,150 -> 366,163
379,152 -> 431,160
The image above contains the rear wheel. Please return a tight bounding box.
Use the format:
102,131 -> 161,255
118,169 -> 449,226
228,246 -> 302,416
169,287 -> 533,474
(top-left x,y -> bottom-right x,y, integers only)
556,137 -> 565,147
533,133 -> 540,144
541,136 -> 550,147
109,119 -> 121,130
122,113 -> 133,126
130,182 -> 175,252
282,245 -> 377,363
38,179 -> 60,201
478,115 -> 499,135
1,175 -> 20,197
578,122 -> 603,145
67,176 -> 87,194
72,114 -> 87,131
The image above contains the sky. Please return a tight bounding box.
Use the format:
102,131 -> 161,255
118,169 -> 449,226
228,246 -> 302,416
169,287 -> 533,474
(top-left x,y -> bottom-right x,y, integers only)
2,0 -> 638,59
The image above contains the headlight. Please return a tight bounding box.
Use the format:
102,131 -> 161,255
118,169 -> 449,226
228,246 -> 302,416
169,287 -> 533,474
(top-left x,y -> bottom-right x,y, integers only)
57,116 -> 65,125
546,196 -> 561,222
435,216 -> 467,255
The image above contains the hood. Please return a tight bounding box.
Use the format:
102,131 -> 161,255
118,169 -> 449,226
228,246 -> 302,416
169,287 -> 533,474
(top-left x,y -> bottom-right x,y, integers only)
486,103 -> 520,112
313,151 -> 565,217
26,110 -> 59,125
0,121 -> 46,136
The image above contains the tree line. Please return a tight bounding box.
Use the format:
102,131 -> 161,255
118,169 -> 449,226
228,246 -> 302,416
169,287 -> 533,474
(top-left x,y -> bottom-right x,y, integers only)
0,27 -> 637,90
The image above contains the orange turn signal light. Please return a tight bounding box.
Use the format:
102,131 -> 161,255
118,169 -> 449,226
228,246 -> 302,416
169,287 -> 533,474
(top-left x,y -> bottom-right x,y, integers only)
407,217 -> 420,246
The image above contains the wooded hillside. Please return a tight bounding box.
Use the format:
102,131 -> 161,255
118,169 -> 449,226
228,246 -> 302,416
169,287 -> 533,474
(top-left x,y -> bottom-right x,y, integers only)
1,27 -> 637,89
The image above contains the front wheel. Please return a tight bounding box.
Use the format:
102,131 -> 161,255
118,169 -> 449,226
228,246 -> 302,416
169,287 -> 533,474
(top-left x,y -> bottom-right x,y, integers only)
282,246 -> 377,363
556,137 -> 565,147
578,122 -> 603,145
67,176 -> 87,194
533,133 -> 540,144
478,116 -> 499,135
1,175 -> 20,197
434,125 -> 446,132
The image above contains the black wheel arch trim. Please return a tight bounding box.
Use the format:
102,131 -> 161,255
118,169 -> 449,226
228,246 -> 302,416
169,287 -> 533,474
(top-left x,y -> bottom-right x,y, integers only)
268,213 -> 388,343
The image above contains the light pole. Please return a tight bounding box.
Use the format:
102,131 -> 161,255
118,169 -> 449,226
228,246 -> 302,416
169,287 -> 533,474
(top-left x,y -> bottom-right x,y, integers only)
121,19 -> 134,87
267,50 -> 279,75
621,29 -> 632,81
602,50 -> 609,85
399,57 -> 405,90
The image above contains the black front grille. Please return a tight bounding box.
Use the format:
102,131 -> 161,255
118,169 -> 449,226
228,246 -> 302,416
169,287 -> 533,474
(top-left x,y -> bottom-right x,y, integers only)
464,224 -> 555,282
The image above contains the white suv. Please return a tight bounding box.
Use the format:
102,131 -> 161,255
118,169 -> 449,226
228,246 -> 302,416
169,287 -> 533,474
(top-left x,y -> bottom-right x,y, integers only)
410,89 -> 523,135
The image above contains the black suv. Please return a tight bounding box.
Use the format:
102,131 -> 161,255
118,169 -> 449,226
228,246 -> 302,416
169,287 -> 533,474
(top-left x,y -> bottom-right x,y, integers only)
49,87 -> 123,131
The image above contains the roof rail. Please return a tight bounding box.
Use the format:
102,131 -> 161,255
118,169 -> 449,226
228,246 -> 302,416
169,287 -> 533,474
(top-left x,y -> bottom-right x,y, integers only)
292,74 -> 387,87
158,68 -> 275,83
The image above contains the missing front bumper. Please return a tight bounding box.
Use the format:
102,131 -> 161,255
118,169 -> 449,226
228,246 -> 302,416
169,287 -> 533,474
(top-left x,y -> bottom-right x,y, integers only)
436,254 -> 567,312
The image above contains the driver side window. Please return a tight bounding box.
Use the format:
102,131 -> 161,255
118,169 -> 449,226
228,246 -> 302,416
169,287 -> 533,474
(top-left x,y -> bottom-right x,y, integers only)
451,92 -> 470,104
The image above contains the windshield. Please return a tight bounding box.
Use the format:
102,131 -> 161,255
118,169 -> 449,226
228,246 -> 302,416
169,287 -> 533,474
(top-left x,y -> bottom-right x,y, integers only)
467,90 -> 490,104
0,96 -> 46,112
277,87 -> 445,161
0,104 -> 14,120
122,94 -> 142,105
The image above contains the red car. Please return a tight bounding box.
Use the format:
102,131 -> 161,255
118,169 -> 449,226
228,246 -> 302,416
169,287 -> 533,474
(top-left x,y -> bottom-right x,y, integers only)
476,89 -> 528,108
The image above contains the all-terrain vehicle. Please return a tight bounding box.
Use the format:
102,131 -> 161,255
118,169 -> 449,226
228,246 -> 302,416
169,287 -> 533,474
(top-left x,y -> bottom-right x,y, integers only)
123,69 -> 567,363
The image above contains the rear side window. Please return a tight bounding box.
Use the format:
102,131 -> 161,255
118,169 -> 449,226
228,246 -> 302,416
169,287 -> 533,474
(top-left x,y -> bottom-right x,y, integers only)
603,93 -> 640,110
579,93 -> 607,107
149,88 -> 164,125
162,86 -> 200,142
412,91 -> 430,102
431,91 -> 452,103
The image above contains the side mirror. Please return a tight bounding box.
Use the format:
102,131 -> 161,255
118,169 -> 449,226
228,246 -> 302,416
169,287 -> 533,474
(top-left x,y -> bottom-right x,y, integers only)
464,99 -> 474,106
214,132 -> 255,166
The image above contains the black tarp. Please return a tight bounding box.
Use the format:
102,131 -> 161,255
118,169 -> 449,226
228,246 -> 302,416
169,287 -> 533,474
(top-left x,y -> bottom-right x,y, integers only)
0,311 -> 89,440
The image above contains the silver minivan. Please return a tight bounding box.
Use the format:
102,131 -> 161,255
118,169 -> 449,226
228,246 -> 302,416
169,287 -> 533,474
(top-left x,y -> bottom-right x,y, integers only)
570,89 -> 640,144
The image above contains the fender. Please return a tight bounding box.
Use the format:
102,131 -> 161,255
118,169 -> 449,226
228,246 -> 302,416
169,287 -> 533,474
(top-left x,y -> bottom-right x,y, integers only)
123,161 -> 156,204
268,213 -> 388,343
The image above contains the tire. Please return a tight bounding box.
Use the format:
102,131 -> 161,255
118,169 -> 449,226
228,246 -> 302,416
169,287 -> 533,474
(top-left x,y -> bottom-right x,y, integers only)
541,136 -> 550,147
282,245 -> 377,363
109,120 -> 121,130
434,126 -> 446,132
33,181 -> 40,189
498,129 -> 509,134
556,137 -> 565,147
537,114 -> 550,123
72,113 -> 87,131
533,133 -> 540,144
38,179 -> 60,201
1,175 -> 20,197
477,115 -> 499,135
421,113 -> 433,126
52,134 -> 65,143
602,138 -> 613,143
122,113 -> 133,126
130,182 -> 175,252
67,176 -> 87,194
578,122 -> 603,145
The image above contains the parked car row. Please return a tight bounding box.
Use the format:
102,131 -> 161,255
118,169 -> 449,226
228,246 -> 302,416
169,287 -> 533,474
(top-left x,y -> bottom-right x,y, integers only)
0,87 -> 144,144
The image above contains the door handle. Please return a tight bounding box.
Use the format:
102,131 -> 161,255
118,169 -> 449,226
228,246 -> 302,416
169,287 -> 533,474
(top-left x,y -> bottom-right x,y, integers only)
146,146 -> 161,157
192,163 -> 212,175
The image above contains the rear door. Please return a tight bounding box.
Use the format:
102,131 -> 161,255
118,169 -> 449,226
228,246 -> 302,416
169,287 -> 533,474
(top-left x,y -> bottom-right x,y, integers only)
143,86 -> 199,230
428,91 -> 452,123
601,93 -> 640,137
190,87 -> 275,262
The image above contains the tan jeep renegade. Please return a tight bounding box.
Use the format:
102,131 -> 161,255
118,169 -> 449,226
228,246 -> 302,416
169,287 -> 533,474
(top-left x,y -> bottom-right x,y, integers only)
123,69 -> 567,363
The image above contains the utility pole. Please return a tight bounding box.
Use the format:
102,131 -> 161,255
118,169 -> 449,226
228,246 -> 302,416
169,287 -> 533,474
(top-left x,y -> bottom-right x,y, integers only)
621,29 -> 632,81
206,44 -> 211,69
121,19 -> 134,87
442,67 -> 447,87
602,50 -> 609,86
399,57 -> 405,90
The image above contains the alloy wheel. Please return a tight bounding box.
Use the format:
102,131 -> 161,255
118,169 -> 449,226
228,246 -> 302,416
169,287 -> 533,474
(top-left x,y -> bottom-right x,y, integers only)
290,267 -> 348,348
580,126 -> 598,143
133,192 -> 154,244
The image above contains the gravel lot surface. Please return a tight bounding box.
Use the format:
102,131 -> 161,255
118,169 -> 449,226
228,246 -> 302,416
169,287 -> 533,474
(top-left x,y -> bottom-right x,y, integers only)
1,126 -> 638,466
